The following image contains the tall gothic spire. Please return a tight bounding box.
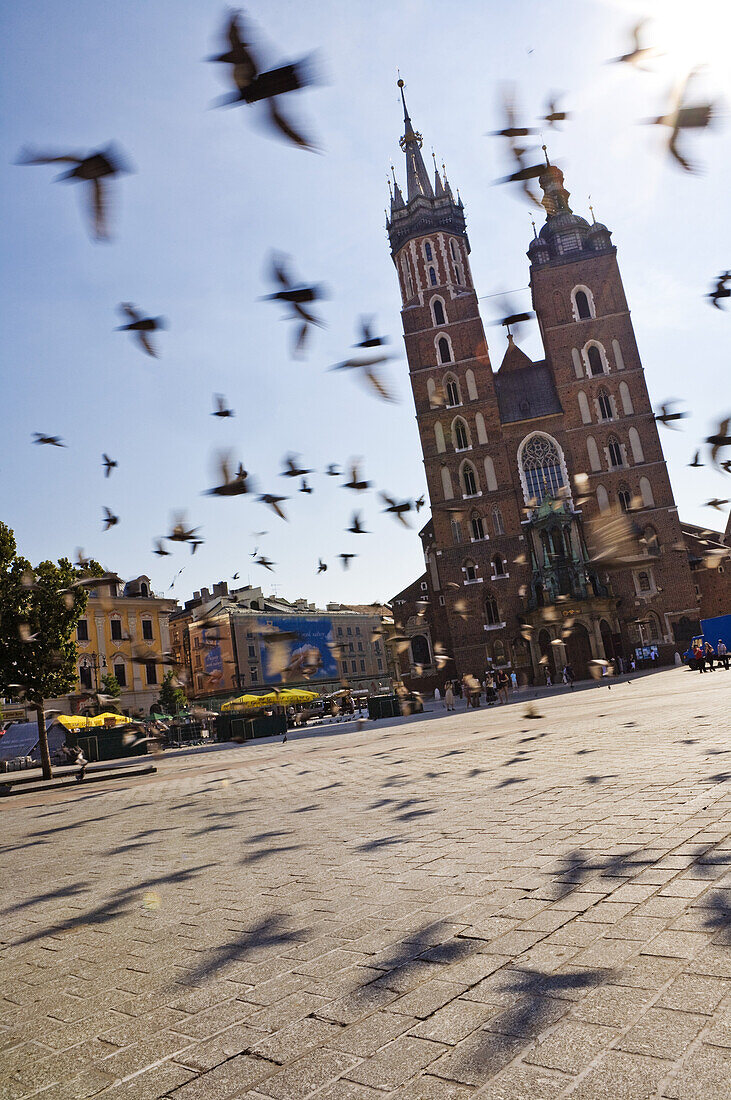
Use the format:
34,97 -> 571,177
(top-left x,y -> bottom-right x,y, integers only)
398,79 -> 434,201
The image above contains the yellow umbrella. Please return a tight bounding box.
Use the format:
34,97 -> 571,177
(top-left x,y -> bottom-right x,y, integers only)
221,694 -> 270,712
56,712 -> 128,730
275,689 -> 319,704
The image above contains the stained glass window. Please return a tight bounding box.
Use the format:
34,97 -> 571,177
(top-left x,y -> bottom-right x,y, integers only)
521,435 -> 565,503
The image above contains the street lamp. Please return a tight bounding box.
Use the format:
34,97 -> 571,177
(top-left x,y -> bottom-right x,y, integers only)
79,652 -> 107,691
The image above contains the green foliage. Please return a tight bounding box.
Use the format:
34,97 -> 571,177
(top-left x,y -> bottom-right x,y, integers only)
101,672 -> 122,699
0,521 -> 103,705
157,670 -> 187,715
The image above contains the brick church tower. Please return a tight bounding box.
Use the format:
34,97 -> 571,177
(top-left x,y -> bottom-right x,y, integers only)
387,85 -> 700,682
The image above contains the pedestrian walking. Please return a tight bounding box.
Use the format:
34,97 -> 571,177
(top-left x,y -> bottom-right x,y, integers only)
485,674 -> 497,705
693,643 -> 706,673
565,663 -> 575,689
704,642 -> 716,670
717,639 -> 729,670
510,671 -> 518,691
444,682 -> 455,711
434,687 -> 441,704
545,667 -> 552,687
496,668 -> 509,704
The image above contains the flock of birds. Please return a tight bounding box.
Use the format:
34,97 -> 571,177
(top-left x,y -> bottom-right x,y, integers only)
15,11 -> 731,615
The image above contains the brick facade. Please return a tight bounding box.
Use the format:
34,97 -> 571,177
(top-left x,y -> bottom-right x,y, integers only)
386,94 -> 707,683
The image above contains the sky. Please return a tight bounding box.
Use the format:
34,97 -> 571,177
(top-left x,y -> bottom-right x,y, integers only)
1,0 -> 729,609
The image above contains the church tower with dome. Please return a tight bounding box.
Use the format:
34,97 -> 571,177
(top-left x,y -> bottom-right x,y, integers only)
386,86 -> 699,683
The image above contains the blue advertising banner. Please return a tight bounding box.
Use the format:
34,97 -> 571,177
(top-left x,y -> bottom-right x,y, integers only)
202,628 -> 224,690
257,616 -> 337,682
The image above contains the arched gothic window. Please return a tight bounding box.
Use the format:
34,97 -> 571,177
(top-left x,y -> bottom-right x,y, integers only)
444,374 -> 461,407
462,462 -> 478,497
597,388 -> 613,421
646,612 -> 661,640
492,554 -> 506,576
607,436 -> 624,468
429,266 -> 438,287
485,593 -> 500,625
453,418 -> 470,451
463,559 -> 477,582
401,257 -> 413,298
450,239 -> 458,260
471,513 -> 486,541
451,518 -> 462,544
520,434 -> 566,503
638,570 -> 651,592
432,298 -> 445,326
575,290 -> 591,319
618,484 -> 632,513
587,345 -> 604,376
492,507 -> 505,535
424,241 -> 433,262
438,336 -> 452,364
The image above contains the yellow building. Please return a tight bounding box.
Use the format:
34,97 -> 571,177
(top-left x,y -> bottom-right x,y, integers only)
52,574 -> 179,718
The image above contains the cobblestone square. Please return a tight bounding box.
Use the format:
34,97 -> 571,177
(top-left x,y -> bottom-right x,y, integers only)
1,667 -> 729,1098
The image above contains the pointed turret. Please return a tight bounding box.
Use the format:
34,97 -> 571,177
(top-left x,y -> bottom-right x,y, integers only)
387,80 -> 468,260
398,80 -> 434,201
432,152 -> 445,197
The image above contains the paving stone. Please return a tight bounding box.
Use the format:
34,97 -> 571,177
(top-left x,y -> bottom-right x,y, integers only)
429,1030 -> 525,1085
330,1010 -> 417,1056
571,936 -> 640,969
476,1063 -> 572,1099
257,1048 -> 361,1099
524,1019 -> 616,1073
641,931 -> 711,959
390,978 -> 467,1019
386,1075 -> 473,1099
567,1050 -> 672,1099
169,1053 -> 276,1099
174,1021 -> 269,1071
248,1016 -> 341,1064
102,1060 -> 196,1098
409,997 -> 496,1045
343,1035 -> 446,1089
615,1007 -> 706,1059
573,984 -> 653,1027
660,1043 -> 731,1099
656,973 -> 730,1015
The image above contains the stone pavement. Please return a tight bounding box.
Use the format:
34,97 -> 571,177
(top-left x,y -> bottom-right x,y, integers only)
0,666 -> 729,1099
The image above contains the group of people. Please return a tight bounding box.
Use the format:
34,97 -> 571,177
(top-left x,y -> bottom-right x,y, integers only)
692,639 -> 729,672
437,669 -> 518,711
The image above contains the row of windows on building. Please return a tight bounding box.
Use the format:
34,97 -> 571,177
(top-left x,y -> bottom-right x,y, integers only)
77,618 -> 154,642
451,507 -> 505,545
78,658 -> 158,691
341,658 -> 384,674
597,477 -> 656,512
401,237 -> 467,299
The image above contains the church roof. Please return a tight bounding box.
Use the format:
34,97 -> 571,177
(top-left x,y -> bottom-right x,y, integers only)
494,360 -> 563,424
497,334 -> 534,373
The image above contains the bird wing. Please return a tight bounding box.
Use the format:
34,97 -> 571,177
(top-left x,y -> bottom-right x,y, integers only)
16,149 -> 83,165
89,177 -> 108,240
668,129 -> 694,173
293,320 -> 309,357
364,368 -> 396,403
120,303 -> 140,323
137,332 -> 157,358
266,98 -> 316,152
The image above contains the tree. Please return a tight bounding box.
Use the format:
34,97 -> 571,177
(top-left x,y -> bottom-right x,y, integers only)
156,671 -> 187,716
100,672 -> 122,699
0,523 -> 101,779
